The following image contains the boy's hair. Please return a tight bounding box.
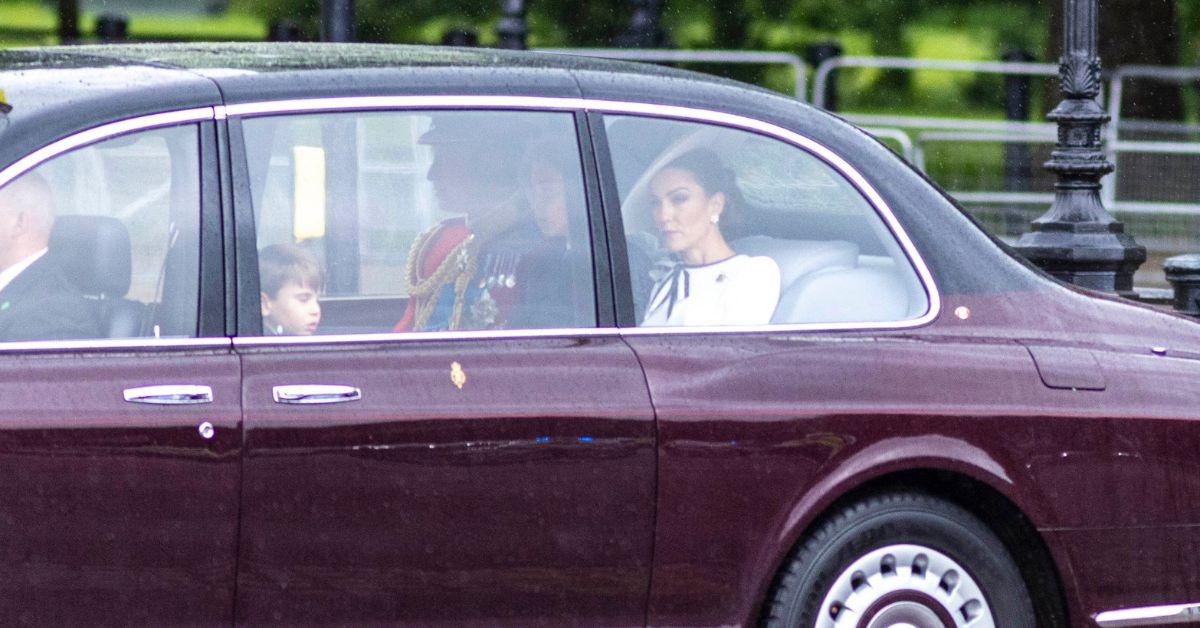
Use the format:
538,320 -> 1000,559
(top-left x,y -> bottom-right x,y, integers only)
259,243 -> 325,297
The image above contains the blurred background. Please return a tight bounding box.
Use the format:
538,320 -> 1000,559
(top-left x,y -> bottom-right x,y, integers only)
2,0 -> 1198,288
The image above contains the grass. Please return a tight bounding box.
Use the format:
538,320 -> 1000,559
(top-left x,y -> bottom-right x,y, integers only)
0,1 -> 265,45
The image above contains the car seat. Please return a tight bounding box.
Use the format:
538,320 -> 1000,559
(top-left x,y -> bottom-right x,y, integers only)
733,235 -> 913,324
48,215 -> 145,338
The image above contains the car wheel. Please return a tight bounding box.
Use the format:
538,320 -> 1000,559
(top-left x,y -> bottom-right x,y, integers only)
763,492 -> 1035,627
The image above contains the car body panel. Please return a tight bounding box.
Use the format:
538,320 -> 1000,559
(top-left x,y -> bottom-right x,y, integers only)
234,336 -> 656,625
0,347 -> 241,624
2,43 -> 1200,626
631,321 -> 1200,625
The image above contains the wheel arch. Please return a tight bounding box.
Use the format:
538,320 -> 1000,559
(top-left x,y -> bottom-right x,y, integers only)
754,466 -> 1070,627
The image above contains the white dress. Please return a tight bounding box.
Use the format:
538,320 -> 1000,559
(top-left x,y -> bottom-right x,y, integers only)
641,254 -> 781,327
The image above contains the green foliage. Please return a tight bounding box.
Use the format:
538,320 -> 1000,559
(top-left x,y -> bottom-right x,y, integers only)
0,0 -> 1190,117
0,0 -> 265,43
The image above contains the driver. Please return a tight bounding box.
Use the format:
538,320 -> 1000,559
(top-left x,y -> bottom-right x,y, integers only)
0,172 -> 99,341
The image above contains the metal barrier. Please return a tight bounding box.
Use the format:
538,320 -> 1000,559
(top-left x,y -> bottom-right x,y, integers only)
525,50 -> 1198,288
911,129 -> 1053,178
811,56 -> 1200,218
529,51 -> 1199,230
811,56 -> 1059,110
1104,65 -> 1200,209
538,48 -> 808,99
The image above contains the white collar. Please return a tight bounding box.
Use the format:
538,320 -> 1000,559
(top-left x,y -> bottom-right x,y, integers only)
0,248 -> 48,295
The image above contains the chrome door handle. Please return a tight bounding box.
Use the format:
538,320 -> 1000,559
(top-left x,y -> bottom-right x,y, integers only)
273,385 -> 362,405
123,385 -> 213,405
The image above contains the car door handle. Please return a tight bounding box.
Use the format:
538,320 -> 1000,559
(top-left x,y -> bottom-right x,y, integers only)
273,385 -> 362,405
123,385 -> 213,405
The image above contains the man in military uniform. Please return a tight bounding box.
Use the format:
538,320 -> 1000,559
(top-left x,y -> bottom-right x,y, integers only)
394,113 -> 541,332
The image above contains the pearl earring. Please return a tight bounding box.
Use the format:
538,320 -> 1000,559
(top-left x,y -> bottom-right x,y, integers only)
710,214 -> 720,224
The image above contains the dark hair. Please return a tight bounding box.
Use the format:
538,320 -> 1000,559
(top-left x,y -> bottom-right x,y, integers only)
657,148 -> 746,234
259,243 -> 325,297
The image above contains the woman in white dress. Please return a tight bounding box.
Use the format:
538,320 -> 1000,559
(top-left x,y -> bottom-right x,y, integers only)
641,149 -> 781,326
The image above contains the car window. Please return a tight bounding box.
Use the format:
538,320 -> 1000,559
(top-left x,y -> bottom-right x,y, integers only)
241,110 -> 595,336
0,124 -> 201,341
603,115 -> 929,328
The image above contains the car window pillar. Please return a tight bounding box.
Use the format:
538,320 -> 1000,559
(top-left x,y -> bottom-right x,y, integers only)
586,112 -> 638,328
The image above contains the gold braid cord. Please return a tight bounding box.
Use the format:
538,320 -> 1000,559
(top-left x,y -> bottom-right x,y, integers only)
449,248 -> 478,331
404,224 -> 475,331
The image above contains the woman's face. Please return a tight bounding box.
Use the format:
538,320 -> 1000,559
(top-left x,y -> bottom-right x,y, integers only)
529,160 -> 569,237
648,167 -> 724,255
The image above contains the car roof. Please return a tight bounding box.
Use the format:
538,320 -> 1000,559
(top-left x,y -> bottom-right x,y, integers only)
0,42 -> 794,168
0,42 -> 782,116
37,42 -> 745,78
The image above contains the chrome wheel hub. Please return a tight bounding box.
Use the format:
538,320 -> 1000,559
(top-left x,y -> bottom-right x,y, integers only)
816,544 -> 995,628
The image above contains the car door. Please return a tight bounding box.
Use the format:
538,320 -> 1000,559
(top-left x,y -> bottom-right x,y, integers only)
593,110 -> 944,625
0,116 -> 240,623
228,103 -> 657,625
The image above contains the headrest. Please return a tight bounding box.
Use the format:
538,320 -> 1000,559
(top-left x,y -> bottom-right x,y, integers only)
48,215 -> 132,298
774,266 -> 911,324
733,235 -> 859,287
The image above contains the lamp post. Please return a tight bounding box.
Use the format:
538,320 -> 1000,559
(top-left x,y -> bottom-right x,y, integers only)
1002,48 -> 1034,237
57,0 -> 79,44
320,0 -> 355,43
804,42 -> 843,111
615,0 -> 667,49
1015,0 -> 1144,295
495,0 -> 527,50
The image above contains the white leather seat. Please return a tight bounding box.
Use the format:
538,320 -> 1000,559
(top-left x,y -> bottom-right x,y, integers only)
777,264 -> 911,324
733,236 -> 913,324
733,235 -> 858,287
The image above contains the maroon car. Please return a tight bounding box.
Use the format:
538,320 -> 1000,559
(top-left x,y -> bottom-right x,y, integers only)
0,43 -> 1195,627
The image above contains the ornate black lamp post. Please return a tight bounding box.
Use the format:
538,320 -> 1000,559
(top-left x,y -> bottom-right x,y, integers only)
1015,0 -> 1145,295
495,0 -> 527,50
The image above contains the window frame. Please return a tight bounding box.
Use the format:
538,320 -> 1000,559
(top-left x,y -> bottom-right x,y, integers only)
228,105 -> 614,341
217,96 -> 938,348
0,108 -> 228,352
590,110 -> 936,333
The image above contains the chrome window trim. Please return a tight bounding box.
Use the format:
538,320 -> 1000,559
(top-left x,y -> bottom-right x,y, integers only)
0,107 -> 217,190
225,95 -> 940,339
0,107 -> 221,352
0,337 -> 231,353
233,327 -> 620,348
0,96 -> 943,351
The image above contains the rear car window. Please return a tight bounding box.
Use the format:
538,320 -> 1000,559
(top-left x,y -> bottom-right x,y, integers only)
604,115 -> 928,328
241,109 -> 596,336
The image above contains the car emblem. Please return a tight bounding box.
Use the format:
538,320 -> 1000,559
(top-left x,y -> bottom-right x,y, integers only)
450,361 -> 466,390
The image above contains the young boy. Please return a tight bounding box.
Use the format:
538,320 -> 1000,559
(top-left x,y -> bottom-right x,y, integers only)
259,243 -> 324,336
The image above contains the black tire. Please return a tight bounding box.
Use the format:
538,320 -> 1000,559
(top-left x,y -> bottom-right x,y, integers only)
762,491 -> 1035,627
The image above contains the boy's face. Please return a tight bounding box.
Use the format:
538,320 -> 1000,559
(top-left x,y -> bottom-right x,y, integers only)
262,281 -> 321,335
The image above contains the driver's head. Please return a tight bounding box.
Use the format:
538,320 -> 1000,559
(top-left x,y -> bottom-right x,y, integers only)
421,113 -> 524,216
0,172 -> 55,271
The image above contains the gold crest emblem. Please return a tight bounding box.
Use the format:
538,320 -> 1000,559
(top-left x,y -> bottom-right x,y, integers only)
450,361 -> 466,390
